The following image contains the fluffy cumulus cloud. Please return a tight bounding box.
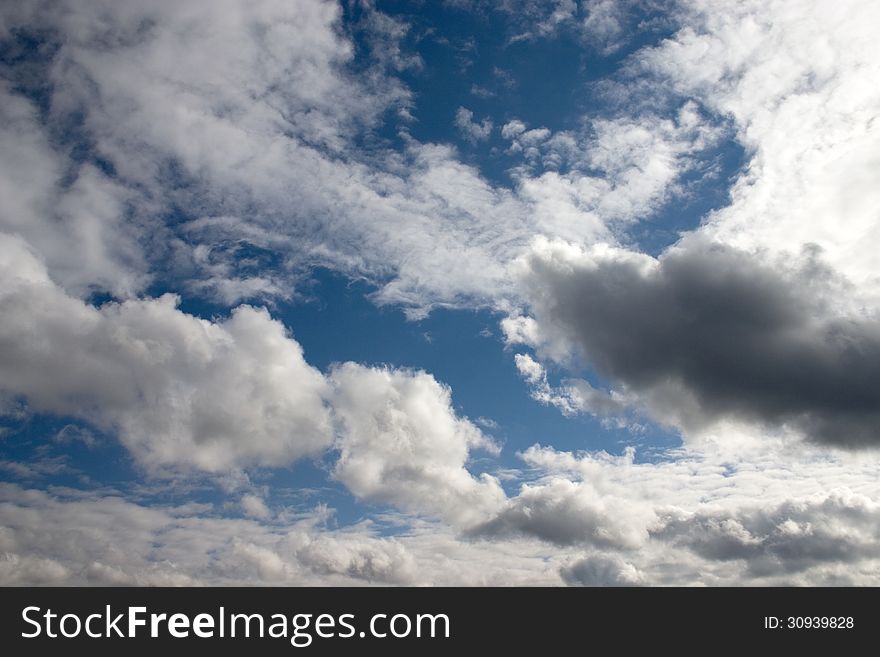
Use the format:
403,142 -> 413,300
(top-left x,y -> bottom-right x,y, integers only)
470,476 -> 650,548
0,234 -> 333,474
654,491 -> 880,578
329,363 -> 505,526
560,554 -> 644,586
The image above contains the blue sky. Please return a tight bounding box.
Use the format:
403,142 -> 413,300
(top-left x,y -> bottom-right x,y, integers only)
2,0 -> 880,585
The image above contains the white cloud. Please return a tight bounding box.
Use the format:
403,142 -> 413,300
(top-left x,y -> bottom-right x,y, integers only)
501,120 -> 527,140
0,83 -> 149,299
0,483 -> 422,585
636,0 -> 880,303
513,353 -> 546,385
54,425 -> 99,449
455,107 -> 494,143
654,490 -> 880,578
0,0 -> 531,316
240,494 -> 272,520
560,554 -> 645,586
0,483 -> 565,585
0,233 -> 333,474
470,84 -> 495,99
514,353 -> 627,419
501,314 -> 544,348
6,0 -> 869,321
6,436 -> 880,585
329,363 -> 506,526
501,108 -> 722,251
472,476 -> 651,548
296,534 -> 418,585
489,440 -> 880,583
579,0 -> 628,53
0,457 -> 70,480
495,0 -> 633,50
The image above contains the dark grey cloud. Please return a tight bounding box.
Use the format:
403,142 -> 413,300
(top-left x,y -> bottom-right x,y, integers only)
653,493 -> 880,577
523,238 -> 880,446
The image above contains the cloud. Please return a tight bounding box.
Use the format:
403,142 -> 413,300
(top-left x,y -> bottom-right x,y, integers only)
495,0 -> 880,452
654,490 -> 880,577
240,494 -> 272,520
0,0 -> 531,317
469,84 -> 495,99
296,535 -> 417,584
470,476 -> 650,548
634,0 -> 880,302
0,554 -> 71,586
7,226 -> 879,583
0,233 -> 333,474
537,442 -> 880,582
513,352 -> 545,385
507,106 -> 723,244
0,483 -> 565,585
54,425 -> 99,449
486,0 -> 619,47
0,0 -> 726,318
514,353 -> 627,418
515,235 -> 880,446
578,0 -> 628,53
0,483 -> 422,585
0,83 -> 149,299
3,0 -> 873,318
0,457 -> 70,480
487,442 -> 880,584
329,363 -> 506,526
454,107 -> 494,143
4,440 -> 880,585
560,554 -> 644,586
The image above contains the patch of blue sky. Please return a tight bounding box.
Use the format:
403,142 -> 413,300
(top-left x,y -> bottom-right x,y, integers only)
367,1 -> 682,184
0,410 -> 366,525
0,412 -> 132,491
0,28 -> 58,116
628,137 -> 747,256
